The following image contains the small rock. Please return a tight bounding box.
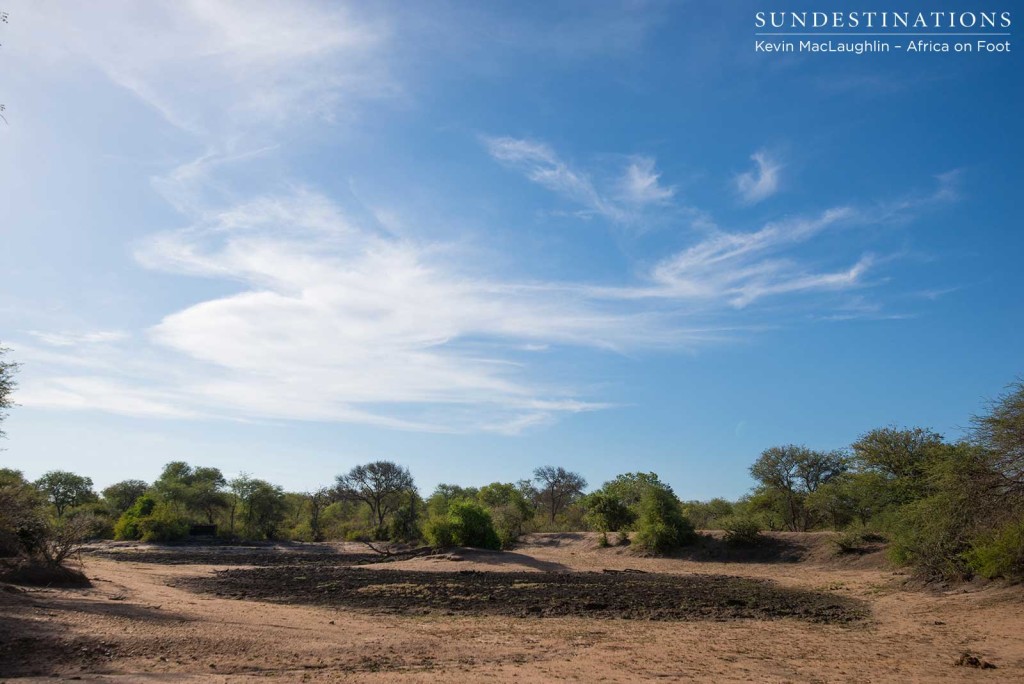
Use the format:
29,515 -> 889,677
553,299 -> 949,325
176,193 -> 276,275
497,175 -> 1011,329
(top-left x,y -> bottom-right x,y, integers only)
954,652 -> 996,669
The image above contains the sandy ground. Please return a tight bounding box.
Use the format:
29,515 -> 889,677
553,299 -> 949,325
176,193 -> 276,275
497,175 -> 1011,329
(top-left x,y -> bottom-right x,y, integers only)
1,532 -> 1022,682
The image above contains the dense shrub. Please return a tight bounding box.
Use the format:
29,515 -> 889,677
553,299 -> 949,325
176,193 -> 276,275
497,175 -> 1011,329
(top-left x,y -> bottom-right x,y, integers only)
886,495 -> 974,580
634,487 -> 695,553
137,503 -> 190,542
0,470 -> 48,557
831,525 -> 885,554
113,496 -> 188,542
583,491 -> 636,533
721,516 -> 763,546
489,504 -> 527,548
424,500 -> 500,550
113,495 -> 157,540
423,515 -> 454,547
387,503 -> 421,543
965,518 -> 1024,580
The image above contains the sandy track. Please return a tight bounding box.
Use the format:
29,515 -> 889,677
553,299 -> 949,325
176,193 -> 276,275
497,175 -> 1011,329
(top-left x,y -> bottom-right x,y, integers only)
1,533 -> 1022,682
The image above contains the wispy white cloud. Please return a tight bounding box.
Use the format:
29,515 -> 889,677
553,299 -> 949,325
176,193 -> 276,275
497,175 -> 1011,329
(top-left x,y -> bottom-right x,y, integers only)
586,207 -> 872,308
484,137 -> 676,223
27,330 -> 129,347
484,136 -> 625,221
17,186 -> 911,432
618,157 -> 676,205
735,151 -> 782,204
17,1 -> 395,136
5,4 -> 958,435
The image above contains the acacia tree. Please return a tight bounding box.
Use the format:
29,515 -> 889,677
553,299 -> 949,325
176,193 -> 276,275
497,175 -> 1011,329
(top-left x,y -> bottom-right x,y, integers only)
35,470 -> 95,517
153,462 -> 228,524
972,380 -> 1024,497
749,446 -> 847,531
0,344 -> 18,442
102,479 -> 149,514
532,466 -> 587,524
852,427 -> 945,503
335,461 -> 416,535
307,487 -> 333,542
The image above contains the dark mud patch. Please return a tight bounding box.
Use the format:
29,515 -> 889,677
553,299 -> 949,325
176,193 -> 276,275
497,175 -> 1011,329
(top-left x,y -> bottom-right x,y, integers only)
84,547 -> 383,567
181,567 -> 867,623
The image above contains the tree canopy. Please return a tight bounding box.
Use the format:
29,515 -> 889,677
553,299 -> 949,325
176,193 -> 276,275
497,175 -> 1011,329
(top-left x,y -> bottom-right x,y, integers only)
533,466 -> 586,523
335,460 -> 416,532
35,470 -> 96,517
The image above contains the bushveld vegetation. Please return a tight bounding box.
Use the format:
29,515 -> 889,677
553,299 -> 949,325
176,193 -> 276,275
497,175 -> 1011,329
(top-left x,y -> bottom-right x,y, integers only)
1,344 -> 1022,582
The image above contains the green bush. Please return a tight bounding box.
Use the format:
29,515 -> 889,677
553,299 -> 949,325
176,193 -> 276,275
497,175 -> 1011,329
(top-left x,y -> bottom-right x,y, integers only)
137,502 -> 189,542
831,525 -> 886,554
489,504 -> 526,549
583,492 -> 636,533
832,529 -> 868,554
423,515 -> 455,547
886,496 -> 973,581
965,518 -> 1024,580
113,497 -> 188,542
113,495 -> 157,540
633,487 -> 695,553
722,516 -> 763,546
424,500 -> 500,550
387,503 -> 421,543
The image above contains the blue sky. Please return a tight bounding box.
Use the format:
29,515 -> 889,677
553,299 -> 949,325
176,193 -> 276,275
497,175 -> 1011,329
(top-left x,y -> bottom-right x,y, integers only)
1,1 -> 1021,499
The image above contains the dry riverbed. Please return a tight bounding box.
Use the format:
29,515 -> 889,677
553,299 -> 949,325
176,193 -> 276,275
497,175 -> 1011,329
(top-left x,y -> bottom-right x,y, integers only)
1,532 -> 1022,682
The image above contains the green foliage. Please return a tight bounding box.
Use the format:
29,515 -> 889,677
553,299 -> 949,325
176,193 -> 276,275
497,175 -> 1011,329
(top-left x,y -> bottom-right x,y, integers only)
488,504 -> 528,548
533,466 -> 587,524
228,475 -> 287,540
424,500 -> 500,550
886,495 -> 973,580
335,461 -> 416,536
34,470 -> 96,517
426,483 -> 478,518
965,517 -> 1024,580
154,462 -> 228,525
600,472 -> 673,507
734,489 -> 787,531
882,442 -> 993,579
682,497 -> 734,529
633,486 -> 695,553
0,468 -> 47,558
387,500 -> 421,543
852,426 -> 945,478
113,494 -> 157,540
972,380 -> 1024,497
136,502 -> 190,542
70,501 -> 116,539
422,515 -> 453,547
113,494 -> 188,542
721,516 -> 763,546
583,491 -> 636,532
831,525 -> 883,554
473,480 -> 536,547
102,480 -> 150,514
749,446 -> 847,531
0,344 -> 18,440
